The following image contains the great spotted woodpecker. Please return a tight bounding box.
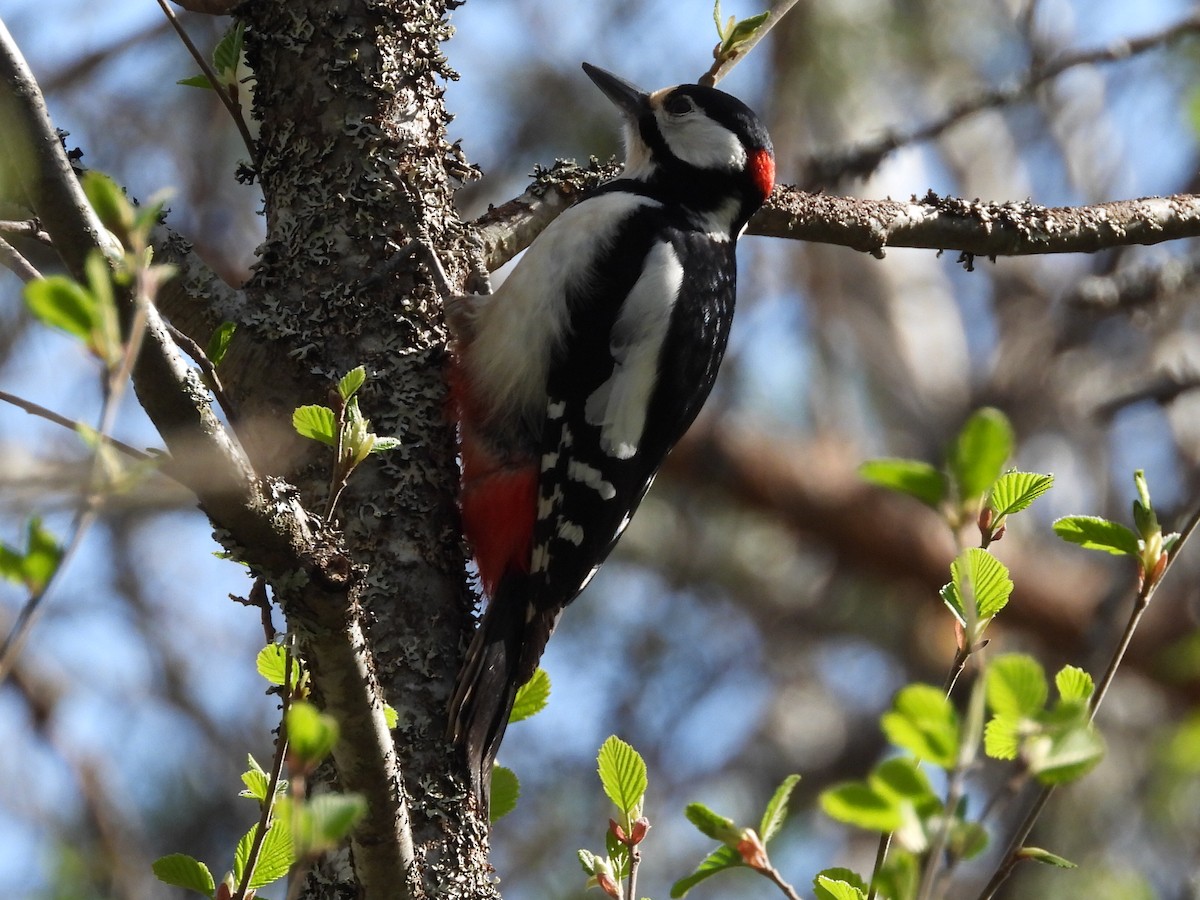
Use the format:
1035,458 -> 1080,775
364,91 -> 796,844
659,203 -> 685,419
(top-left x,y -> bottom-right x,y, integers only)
447,63 -> 774,807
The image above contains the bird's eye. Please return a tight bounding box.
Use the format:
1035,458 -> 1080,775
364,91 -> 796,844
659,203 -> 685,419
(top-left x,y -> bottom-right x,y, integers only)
663,94 -> 694,117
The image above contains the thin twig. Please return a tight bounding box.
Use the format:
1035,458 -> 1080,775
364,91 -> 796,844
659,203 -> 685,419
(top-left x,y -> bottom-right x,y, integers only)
153,0 -> 258,163
701,0 -> 803,87
626,847 -> 641,900
235,641 -> 294,900
0,390 -> 155,461
0,234 -> 41,281
865,832 -> 891,900
165,320 -> 239,422
0,219 -> 52,242
801,12 -> 1200,187
0,255 -> 158,684
977,496 -> 1200,900
762,864 -> 803,900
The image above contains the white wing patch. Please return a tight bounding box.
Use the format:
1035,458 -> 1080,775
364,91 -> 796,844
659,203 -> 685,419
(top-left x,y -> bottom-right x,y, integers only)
584,241 -> 684,459
461,193 -> 660,428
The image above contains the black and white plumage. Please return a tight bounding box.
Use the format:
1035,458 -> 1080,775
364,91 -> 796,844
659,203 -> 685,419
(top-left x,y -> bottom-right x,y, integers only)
447,63 -> 775,810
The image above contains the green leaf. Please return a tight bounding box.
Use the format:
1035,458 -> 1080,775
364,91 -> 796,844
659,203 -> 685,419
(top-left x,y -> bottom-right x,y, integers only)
759,774 -> 800,842
814,873 -> 868,900
256,643 -> 302,689
949,408 -> 1013,505
881,684 -> 959,769
510,668 -> 551,723
382,703 -> 398,730
685,803 -> 739,843
988,471 -> 1054,518
489,765 -> 520,823
943,548 -> 1012,629
859,458 -> 947,507
213,21 -> 245,75
1052,516 -> 1140,556
578,848 -> 598,876
293,405 -> 337,445
206,322 -> 237,367
1018,846 -> 1077,868
291,793 -> 367,856
948,819 -> 990,861
240,755 -> 270,802
870,757 -> 936,805
1028,726 -> 1105,785
82,170 -> 135,240
720,11 -> 771,52
370,437 -> 403,453
670,845 -> 741,898
983,714 -> 1021,760
151,853 -> 215,896
248,819 -> 294,889
83,251 -> 120,364
987,654 -> 1048,718
21,518 -> 63,593
287,701 -> 339,766
25,276 -> 97,343
819,782 -> 897,833
178,74 -> 214,89
597,736 -> 647,818
338,366 -> 367,401
1055,666 -> 1094,704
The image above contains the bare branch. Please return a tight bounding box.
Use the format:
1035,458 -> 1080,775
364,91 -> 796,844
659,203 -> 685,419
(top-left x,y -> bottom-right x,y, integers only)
800,12 -> 1200,189
0,234 -> 40,281
475,163 -> 1200,273
752,188 -> 1200,258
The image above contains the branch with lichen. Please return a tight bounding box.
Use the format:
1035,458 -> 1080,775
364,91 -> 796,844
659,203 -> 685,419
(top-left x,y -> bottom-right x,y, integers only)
0,19 -> 416,895
472,164 -> 1200,273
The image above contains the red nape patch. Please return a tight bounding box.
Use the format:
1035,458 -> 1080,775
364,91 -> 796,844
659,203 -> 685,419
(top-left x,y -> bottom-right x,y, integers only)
461,466 -> 538,596
749,148 -> 775,202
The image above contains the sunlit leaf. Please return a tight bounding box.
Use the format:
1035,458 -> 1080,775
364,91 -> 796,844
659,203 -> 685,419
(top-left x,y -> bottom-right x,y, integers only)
949,408 -> 1013,504
338,366 -> 366,401
510,668 -> 551,723
293,404 -> 337,445
1055,666 -> 1094,704
151,854 -> 214,896
490,765 -> 519,823
1018,847 -> 1077,869
759,774 -> 801,842
987,654 -> 1048,718
669,845 -> 741,898
859,458 -> 947,507
597,736 -> 647,818
1052,516 -> 1140,556
988,471 -> 1054,518
881,684 -> 958,769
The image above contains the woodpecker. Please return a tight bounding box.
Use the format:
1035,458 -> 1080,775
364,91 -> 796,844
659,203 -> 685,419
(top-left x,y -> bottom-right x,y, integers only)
447,63 -> 774,808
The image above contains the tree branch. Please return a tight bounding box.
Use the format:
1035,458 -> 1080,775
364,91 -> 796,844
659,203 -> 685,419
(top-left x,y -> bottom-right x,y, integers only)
1,21 -> 418,891
475,166 -> 1200,272
799,11 -> 1200,189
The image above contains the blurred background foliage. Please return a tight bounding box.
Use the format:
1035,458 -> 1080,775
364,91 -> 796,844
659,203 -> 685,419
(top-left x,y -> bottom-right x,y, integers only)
3,1 -> 1200,898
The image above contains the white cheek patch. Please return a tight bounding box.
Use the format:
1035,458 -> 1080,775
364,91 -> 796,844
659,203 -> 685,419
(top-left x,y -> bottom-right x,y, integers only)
657,108 -> 747,173
584,241 -> 683,459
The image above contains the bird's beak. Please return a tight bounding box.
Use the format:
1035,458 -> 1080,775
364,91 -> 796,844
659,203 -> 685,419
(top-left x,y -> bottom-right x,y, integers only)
582,63 -> 648,118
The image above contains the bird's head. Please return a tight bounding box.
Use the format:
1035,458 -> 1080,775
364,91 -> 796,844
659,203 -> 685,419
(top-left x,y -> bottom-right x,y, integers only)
582,63 -> 774,228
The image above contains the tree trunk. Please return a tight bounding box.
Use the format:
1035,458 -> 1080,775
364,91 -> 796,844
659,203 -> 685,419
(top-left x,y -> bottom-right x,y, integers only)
235,0 -> 491,894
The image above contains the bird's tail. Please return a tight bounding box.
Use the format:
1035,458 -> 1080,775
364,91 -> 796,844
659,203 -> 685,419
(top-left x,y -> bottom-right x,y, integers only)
448,574 -> 537,814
